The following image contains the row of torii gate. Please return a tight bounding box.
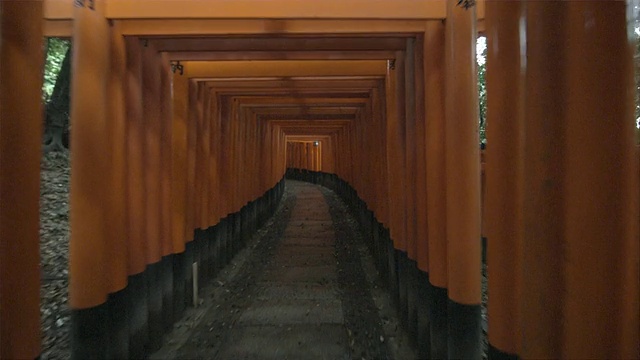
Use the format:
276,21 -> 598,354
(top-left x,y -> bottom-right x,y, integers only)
0,1 -> 638,359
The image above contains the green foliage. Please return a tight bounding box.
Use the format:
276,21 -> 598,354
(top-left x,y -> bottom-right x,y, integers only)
43,38 -> 70,102
477,36 -> 487,145
635,33 -> 640,143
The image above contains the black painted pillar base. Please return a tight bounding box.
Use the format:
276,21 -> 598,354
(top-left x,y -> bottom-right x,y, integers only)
397,250 -> 409,327
146,261 -> 164,353
107,285 -> 129,359
71,303 -> 109,360
211,225 -> 221,275
386,239 -> 399,305
184,241 -> 195,307
219,218 -> 229,268
406,258 -> 419,343
378,226 -> 389,277
371,221 -> 381,271
429,282 -> 448,360
488,344 -> 520,360
416,270 -> 431,359
173,251 -> 186,320
448,299 -> 482,360
128,271 -> 149,359
161,255 -> 174,333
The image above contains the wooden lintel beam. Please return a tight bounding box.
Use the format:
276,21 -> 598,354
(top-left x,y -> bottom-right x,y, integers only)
184,60 -> 388,78
106,0 -> 447,19
149,37 -> 407,52
166,50 -> 396,61
44,20 -> 73,37
236,96 -> 369,104
43,2 -> 485,25
203,78 -> 382,89
212,90 -> 373,98
251,107 -> 360,115
230,90 -> 369,99
117,19 -> 429,36
258,114 -> 356,121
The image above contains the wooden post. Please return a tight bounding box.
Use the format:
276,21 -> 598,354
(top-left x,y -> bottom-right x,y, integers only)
69,0 -> 111,356
424,19 -> 448,359
485,2 -> 524,358
562,5 -> 638,356
160,54 -> 173,257
106,21 -> 129,296
172,74 -> 188,253
445,0 -> 481,358
105,21 -> 131,358
520,3 -> 567,357
0,2 -> 43,358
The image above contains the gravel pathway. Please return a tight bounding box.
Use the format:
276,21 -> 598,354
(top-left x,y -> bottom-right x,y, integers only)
39,150 -> 71,360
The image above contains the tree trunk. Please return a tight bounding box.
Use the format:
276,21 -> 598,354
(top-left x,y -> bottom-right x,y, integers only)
43,46 -> 71,152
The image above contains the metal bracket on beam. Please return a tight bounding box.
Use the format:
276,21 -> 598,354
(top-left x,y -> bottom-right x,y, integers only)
388,59 -> 396,70
171,61 -> 184,75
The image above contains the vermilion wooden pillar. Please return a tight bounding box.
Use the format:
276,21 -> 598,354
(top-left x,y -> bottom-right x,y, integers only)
562,5 -> 638,356
105,22 -> 131,358
171,74 -> 188,253
124,36 -> 149,359
444,0 -> 481,358
519,3 -> 567,357
125,37 -> 147,278
485,2 -> 523,358
0,2 -> 43,358
424,19 -> 448,359
106,21 -> 129,296
69,0 -> 111,357
141,44 -> 162,266
159,54 -> 173,257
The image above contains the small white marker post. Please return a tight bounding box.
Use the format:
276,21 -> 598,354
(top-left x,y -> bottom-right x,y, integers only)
192,262 -> 199,307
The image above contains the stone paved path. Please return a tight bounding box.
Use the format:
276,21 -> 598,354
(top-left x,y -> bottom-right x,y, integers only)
217,182 -> 349,359
150,180 -> 415,360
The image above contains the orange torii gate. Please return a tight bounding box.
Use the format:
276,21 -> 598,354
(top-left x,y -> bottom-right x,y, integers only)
0,1 -> 638,359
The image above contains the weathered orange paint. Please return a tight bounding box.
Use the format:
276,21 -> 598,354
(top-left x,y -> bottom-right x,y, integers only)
444,0 -> 481,305
106,22 -> 129,293
167,50 -> 396,62
404,39 -> 417,261
413,33 -> 429,272
141,43 -> 163,264
562,4 -> 638,357
198,83 -> 210,229
69,0 -> 110,308
386,53 -> 407,251
44,19 -> 73,37
520,3 -> 568,356
185,80 -> 198,241
160,53 -> 173,257
424,20 -> 447,288
43,0 -> 72,19
171,73 -> 188,253
208,91 -> 221,225
105,0 -> 446,20
125,37 -> 147,275
117,19 -> 427,37
0,2 -> 44,358
185,61 -> 387,78
485,2 -> 524,355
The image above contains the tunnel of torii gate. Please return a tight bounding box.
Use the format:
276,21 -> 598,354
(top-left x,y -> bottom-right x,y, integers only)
0,0 -> 639,359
